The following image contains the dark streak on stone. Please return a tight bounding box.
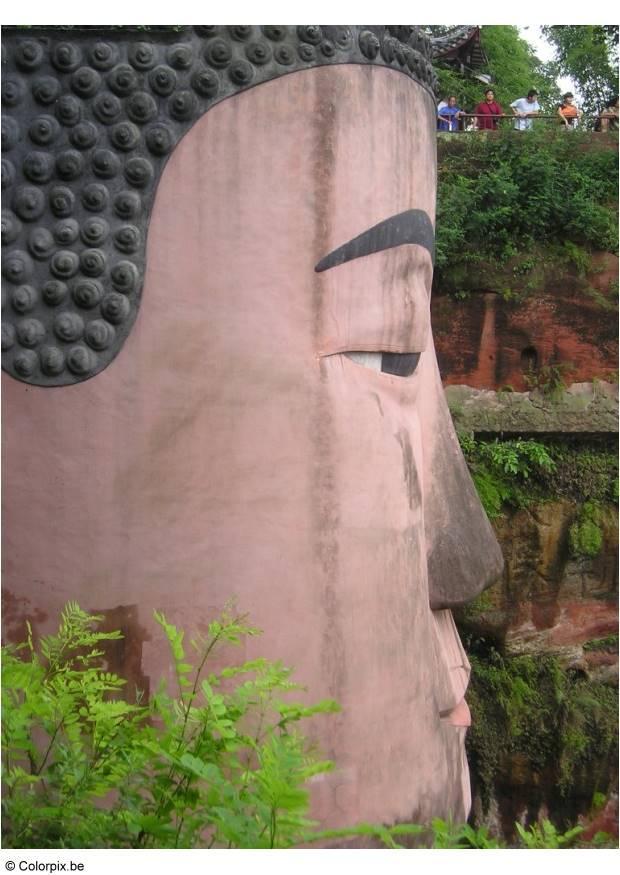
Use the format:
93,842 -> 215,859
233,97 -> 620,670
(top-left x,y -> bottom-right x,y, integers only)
1,588 -> 48,645
94,604 -> 151,702
310,74 -> 346,751
371,391 -> 384,418
395,427 -> 421,510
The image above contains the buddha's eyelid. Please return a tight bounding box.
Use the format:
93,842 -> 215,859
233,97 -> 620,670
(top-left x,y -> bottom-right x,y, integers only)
314,208 -> 435,273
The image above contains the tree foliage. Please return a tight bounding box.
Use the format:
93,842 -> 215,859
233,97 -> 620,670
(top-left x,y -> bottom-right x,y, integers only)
433,26 -> 559,113
481,26 -> 559,108
457,433 -> 619,518
435,129 -> 618,287
457,435 -> 556,517
541,25 -> 619,118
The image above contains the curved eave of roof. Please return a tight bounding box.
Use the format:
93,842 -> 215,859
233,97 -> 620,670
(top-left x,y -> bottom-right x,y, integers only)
431,26 -> 487,68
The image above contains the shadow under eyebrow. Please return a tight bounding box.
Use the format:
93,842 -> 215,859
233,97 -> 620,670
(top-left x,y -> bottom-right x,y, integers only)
314,209 -> 435,273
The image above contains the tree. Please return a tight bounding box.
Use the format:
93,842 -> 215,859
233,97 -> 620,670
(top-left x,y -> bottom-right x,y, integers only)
433,26 -> 559,115
541,25 -> 619,118
481,26 -> 559,108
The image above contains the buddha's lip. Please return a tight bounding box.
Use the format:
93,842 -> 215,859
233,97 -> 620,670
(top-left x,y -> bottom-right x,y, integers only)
440,698 -> 471,728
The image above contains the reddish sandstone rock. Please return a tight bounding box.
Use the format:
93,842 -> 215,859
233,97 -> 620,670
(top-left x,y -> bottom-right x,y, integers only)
579,794 -> 619,843
458,500 -> 618,670
432,254 -> 618,391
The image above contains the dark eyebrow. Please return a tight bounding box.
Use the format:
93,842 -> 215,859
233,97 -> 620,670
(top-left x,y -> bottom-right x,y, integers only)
314,209 -> 435,273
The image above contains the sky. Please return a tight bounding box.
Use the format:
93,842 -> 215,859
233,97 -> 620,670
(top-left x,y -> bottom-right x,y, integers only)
518,25 -> 578,97
0,6 -> 599,102
2,1 -> 617,31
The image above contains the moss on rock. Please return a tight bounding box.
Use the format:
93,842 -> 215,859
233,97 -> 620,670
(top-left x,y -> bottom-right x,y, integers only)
569,502 -> 604,558
463,645 -> 619,833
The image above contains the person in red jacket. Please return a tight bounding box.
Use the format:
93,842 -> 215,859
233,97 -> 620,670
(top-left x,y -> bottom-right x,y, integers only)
474,88 -> 503,130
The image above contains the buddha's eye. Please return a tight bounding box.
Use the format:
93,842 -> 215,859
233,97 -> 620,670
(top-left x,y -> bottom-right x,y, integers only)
345,351 -> 421,377
381,352 -> 421,377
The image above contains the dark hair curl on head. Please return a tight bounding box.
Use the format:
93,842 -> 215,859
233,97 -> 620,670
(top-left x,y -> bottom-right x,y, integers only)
1,24 -> 439,387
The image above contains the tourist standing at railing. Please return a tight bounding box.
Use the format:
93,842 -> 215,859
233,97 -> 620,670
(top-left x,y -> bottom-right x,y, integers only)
510,89 -> 541,130
436,96 -> 448,130
474,88 -> 503,130
596,95 -> 619,132
438,95 -> 465,132
557,92 -> 581,128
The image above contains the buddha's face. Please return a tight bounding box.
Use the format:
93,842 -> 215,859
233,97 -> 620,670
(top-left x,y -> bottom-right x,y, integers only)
2,64 -> 502,830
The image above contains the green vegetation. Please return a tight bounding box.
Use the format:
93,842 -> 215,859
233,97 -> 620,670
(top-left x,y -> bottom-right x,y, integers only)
514,819 -> 583,849
522,363 -> 571,400
435,129 -> 618,298
434,27 -> 618,844
427,819 -> 503,848
425,816 -> 610,848
432,25 -> 618,124
568,501 -> 604,558
459,435 -> 618,516
456,440 -> 617,823
432,26 -> 559,112
541,26 -> 619,119
583,634 -> 618,653
538,441 -> 619,504
463,647 -> 618,816
1,602 -> 346,849
4,603 -> 613,850
458,435 -> 556,517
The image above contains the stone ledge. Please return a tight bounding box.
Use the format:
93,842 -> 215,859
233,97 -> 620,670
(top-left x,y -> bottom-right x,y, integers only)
446,381 -> 619,435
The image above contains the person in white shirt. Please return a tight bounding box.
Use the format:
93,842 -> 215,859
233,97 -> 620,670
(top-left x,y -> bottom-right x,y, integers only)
510,89 -> 541,130
437,97 -> 448,129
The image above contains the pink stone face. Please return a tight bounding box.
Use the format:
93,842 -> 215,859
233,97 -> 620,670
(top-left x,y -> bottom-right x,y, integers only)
2,65 -> 502,830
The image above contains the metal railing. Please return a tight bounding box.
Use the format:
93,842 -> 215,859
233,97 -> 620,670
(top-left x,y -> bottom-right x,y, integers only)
436,113 -> 616,133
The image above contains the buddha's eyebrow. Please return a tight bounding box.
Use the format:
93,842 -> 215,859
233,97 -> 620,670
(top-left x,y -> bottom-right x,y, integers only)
314,209 -> 435,273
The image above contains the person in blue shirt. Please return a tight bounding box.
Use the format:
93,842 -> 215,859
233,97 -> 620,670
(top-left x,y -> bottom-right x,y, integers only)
438,95 -> 464,132
510,89 -> 541,130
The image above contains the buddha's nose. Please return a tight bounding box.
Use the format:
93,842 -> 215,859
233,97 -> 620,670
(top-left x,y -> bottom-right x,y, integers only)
418,341 -> 504,610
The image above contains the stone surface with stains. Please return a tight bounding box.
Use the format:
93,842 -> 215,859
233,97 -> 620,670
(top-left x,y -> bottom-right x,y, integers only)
459,499 -> 618,673
2,59 -> 502,832
445,382 -> 618,435
431,252 -> 618,392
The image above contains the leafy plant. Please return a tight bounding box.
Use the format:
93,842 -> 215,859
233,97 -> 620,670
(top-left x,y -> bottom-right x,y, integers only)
523,363 -> 569,399
430,818 -> 503,848
458,434 -> 555,516
515,818 -> 583,848
538,440 -> 618,503
426,817 -> 592,849
2,602 -> 144,848
458,433 -> 619,518
4,603 -> 617,849
435,129 -> 618,297
2,602 -> 343,849
562,240 -> 592,276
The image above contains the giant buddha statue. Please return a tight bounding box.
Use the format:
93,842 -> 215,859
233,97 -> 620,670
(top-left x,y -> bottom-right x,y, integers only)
1,25 -> 502,831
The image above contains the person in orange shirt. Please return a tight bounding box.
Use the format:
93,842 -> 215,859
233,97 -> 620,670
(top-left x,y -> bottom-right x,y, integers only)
557,92 -> 581,128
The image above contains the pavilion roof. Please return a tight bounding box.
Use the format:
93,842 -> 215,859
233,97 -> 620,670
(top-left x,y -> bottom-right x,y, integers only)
431,26 -> 487,68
